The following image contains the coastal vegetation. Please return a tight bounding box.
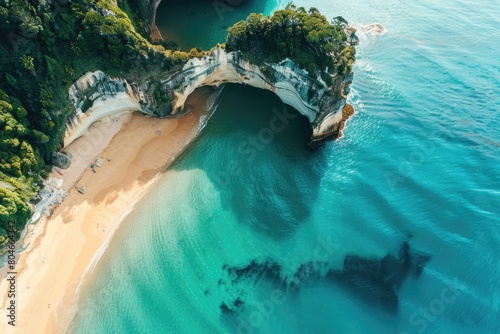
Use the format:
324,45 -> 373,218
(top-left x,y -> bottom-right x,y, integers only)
0,1 -> 355,243
226,5 -> 358,84
0,0 -> 186,241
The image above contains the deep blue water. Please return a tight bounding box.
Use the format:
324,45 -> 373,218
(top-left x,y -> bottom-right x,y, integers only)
69,0 -> 499,333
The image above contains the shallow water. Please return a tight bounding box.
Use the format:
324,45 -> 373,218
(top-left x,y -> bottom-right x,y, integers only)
70,0 -> 499,333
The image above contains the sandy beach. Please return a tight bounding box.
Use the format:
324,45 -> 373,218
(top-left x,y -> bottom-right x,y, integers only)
0,87 -> 217,333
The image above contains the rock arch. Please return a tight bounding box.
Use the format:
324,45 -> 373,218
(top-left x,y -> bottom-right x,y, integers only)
65,48 -> 354,148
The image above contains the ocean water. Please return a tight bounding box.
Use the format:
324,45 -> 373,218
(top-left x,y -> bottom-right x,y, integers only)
69,0 -> 499,333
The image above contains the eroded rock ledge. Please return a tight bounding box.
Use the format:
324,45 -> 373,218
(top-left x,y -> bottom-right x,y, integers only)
65,47 -> 353,149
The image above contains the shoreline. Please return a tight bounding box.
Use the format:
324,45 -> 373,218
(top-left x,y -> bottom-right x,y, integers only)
0,86 -> 221,333
58,85 -> 226,332
0,111 -> 134,266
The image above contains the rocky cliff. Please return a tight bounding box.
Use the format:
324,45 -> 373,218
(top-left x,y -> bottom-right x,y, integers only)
65,47 -> 353,148
125,0 -> 159,37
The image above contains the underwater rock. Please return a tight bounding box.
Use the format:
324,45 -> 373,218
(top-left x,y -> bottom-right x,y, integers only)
220,240 -> 431,316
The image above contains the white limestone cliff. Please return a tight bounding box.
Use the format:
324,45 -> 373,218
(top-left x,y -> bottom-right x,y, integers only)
65,47 -> 353,148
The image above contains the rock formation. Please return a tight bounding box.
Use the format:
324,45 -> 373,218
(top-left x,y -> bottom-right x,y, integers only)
65,47 -> 354,148
218,240 -> 431,315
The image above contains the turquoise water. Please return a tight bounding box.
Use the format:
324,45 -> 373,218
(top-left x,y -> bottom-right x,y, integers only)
155,0 -> 288,50
70,0 -> 499,333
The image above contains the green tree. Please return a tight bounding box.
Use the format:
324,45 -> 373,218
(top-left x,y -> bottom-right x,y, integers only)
20,54 -> 35,76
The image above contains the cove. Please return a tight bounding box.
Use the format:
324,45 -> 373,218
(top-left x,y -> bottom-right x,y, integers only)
155,0 -> 281,50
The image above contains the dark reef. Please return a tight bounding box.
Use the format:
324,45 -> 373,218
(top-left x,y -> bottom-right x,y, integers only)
327,240 -> 430,312
217,239 -> 431,315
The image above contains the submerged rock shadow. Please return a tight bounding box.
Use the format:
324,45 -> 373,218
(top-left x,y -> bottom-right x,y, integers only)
217,239 -> 431,317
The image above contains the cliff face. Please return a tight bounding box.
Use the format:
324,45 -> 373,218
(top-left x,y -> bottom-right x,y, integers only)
65,48 -> 353,148
65,71 -> 144,146
127,0 -> 159,37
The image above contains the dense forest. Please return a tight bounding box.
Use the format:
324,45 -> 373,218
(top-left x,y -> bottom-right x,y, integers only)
0,1 -> 356,244
226,5 -> 357,85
